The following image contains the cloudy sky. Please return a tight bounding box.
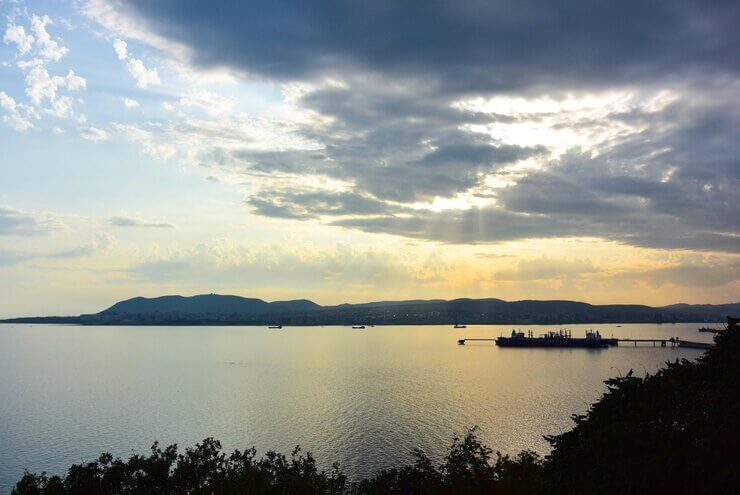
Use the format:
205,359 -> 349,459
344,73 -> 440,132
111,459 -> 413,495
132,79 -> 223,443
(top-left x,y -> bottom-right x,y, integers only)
0,0 -> 738,316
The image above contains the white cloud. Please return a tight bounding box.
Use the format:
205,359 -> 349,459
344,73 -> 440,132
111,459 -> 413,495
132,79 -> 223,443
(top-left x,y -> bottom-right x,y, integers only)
178,90 -> 234,117
121,97 -> 140,107
112,38 -> 128,60
79,126 -> 110,142
126,57 -> 160,87
128,241 -> 438,289
109,215 -> 175,228
2,14 -> 86,129
29,15 -> 68,61
112,38 -> 160,88
51,126 -> 64,135
3,23 -> 34,55
0,206 -> 58,235
455,90 -> 677,158
112,123 -> 175,159
47,95 -> 76,118
19,59 -> 86,107
161,101 -> 174,110
0,236 -> 112,266
4,15 -> 69,61
0,91 -> 35,131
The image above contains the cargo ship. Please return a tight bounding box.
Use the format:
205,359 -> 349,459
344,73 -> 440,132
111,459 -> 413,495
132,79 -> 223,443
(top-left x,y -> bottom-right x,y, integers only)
496,329 -> 610,348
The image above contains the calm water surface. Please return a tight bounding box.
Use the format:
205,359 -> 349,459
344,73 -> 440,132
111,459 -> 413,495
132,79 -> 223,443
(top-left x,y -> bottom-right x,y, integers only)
0,323 -> 714,492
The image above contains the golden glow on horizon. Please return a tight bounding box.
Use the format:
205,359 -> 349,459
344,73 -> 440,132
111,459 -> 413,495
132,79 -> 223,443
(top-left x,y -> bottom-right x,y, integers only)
1,216 -> 736,318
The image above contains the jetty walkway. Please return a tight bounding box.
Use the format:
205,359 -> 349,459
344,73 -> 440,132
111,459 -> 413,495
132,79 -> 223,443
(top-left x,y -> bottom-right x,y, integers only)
457,337 -> 714,349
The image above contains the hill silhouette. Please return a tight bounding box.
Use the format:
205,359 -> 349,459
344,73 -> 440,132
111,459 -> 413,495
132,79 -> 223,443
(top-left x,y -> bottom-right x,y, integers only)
2,294 -> 737,325
102,294 -> 319,315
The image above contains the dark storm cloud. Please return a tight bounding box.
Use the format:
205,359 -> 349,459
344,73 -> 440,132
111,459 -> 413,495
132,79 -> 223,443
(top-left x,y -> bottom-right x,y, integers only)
412,142 -> 536,168
355,137 -> 543,202
249,84 -> 736,254
235,91 -> 739,251
107,0 -> 740,252
232,149 -> 333,176
119,0 -> 739,88
328,117 -> 740,253
234,88 -> 543,203
333,204 -> 740,253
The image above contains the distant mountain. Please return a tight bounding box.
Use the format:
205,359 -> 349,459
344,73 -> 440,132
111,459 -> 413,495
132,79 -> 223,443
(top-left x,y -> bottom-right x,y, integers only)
660,302 -> 740,313
101,294 -> 319,316
2,294 -> 738,326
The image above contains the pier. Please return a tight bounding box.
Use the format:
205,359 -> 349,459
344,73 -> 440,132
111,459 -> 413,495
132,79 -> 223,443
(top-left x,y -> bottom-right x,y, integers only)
612,338 -> 676,347
457,337 -> 714,349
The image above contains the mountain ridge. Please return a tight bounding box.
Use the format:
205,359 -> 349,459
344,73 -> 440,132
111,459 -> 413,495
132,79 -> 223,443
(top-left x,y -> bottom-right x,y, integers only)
2,293 -> 738,326
102,294 -> 320,316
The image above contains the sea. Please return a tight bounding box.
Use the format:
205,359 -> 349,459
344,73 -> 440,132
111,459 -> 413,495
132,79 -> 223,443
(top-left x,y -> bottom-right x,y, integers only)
0,322 -> 716,492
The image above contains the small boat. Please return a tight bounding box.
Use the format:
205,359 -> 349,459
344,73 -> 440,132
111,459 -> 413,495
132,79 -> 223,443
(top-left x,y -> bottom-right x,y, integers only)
268,325 -> 282,329
454,324 -> 467,329
352,325 -> 366,329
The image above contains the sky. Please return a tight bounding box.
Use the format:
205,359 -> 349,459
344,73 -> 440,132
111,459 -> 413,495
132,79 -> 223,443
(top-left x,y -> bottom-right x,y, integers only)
0,0 -> 738,317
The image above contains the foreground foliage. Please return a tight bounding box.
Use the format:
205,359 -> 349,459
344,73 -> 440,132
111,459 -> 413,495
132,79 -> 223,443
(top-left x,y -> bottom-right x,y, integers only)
15,323 -> 740,494
544,325 -> 740,494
